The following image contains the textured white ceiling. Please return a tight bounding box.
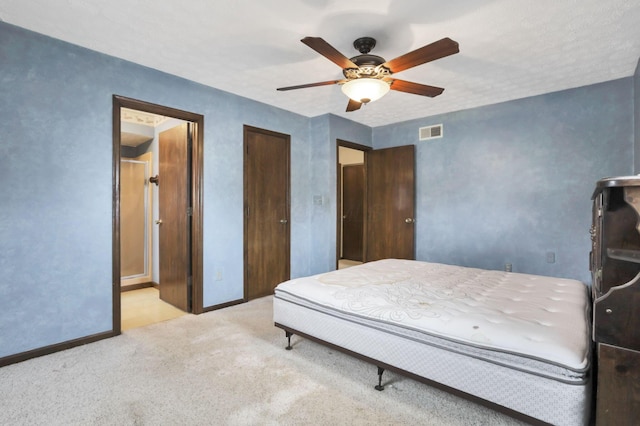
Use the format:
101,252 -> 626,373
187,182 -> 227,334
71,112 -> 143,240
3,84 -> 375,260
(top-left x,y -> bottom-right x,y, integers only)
1,0 -> 639,127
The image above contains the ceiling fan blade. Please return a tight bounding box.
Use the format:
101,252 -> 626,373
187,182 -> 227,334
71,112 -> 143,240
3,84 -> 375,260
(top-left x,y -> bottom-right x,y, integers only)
382,38 -> 459,73
346,99 -> 362,112
387,79 -> 445,97
301,37 -> 358,69
277,79 -> 344,91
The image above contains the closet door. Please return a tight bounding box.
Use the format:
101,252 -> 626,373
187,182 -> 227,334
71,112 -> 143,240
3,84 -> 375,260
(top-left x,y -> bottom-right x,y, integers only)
243,126 -> 291,300
366,145 -> 415,261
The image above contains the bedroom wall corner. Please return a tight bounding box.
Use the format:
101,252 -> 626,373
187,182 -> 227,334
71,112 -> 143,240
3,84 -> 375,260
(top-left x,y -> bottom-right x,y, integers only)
305,114 -> 372,276
328,114 -> 373,268
306,115 -> 332,275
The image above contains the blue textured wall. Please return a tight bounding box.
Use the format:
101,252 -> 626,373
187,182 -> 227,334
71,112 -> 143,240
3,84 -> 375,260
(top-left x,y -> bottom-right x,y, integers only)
0,22 -> 318,358
373,79 -> 634,283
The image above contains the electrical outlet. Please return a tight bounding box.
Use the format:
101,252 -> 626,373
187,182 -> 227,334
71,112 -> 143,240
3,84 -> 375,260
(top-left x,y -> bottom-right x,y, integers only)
546,252 -> 556,263
505,263 -> 512,272
215,269 -> 223,281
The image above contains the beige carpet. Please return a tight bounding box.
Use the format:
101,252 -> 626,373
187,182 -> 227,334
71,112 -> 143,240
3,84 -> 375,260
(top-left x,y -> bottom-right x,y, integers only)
0,296 -> 524,425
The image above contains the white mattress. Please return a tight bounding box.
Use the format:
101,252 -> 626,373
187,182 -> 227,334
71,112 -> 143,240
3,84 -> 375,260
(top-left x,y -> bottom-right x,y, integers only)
273,296 -> 591,426
274,259 -> 591,377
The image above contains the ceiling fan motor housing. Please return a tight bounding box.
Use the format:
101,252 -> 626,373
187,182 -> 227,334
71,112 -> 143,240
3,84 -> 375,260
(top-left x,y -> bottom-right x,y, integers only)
343,57 -> 390,80
344,37 -> 391,80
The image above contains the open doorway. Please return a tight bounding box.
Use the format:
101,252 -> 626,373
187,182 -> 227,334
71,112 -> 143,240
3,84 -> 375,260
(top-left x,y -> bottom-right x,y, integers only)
112,96 -> 204,334
336,140 -> 417,269
336,140 -> 371,269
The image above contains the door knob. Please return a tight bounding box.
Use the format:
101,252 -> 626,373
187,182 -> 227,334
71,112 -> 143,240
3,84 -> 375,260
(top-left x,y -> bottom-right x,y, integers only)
279,219 -> 288,224
155,219 -> 163,225
405,218 -> 415,223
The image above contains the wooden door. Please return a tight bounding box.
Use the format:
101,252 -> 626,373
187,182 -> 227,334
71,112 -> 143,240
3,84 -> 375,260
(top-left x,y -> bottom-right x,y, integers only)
366,145 -> 415,261
158,123 -> 190,311
244,126 -> 290,300
342,164 -> 364,261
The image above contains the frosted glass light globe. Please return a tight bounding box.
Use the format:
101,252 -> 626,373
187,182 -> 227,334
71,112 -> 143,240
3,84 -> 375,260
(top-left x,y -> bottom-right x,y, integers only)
341,78 -> 390,104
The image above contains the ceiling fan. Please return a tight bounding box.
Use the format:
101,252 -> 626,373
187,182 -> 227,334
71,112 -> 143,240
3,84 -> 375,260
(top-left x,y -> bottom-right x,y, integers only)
277,36 -> 459,112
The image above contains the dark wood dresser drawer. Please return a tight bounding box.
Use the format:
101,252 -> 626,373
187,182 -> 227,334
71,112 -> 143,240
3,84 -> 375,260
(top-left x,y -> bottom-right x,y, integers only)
596,343 -> 640,425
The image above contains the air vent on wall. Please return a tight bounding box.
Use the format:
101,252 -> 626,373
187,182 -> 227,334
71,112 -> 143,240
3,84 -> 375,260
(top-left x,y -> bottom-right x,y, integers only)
419,124 -> 443,140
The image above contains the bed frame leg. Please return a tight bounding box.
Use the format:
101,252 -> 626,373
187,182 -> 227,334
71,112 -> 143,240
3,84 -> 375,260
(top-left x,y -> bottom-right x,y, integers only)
375,366 -> 385,391
285,331 -> 293,350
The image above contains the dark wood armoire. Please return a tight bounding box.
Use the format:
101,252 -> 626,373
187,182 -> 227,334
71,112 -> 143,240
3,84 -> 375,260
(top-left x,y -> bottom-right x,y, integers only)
590,176 -> 640,424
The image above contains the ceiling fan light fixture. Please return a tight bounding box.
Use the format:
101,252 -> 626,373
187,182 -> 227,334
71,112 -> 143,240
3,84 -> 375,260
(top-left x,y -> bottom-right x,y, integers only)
341,78 -> 390,104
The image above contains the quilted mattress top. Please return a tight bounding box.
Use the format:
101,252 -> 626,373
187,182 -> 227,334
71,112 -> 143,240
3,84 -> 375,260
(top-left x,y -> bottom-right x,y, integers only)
275,259 -> 591,370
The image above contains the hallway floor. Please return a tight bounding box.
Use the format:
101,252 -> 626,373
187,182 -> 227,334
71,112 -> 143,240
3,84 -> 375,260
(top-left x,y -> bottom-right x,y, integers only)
121,287 -> 187,331
121,264 -> 360,332
338,259 -> 362,269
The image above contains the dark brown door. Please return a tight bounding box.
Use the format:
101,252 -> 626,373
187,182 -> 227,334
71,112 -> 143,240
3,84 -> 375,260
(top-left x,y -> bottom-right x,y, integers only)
342,164 -> 364,261
366,145 -> 415,261
158,123 -> 190,311
244,126 -> 290,300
